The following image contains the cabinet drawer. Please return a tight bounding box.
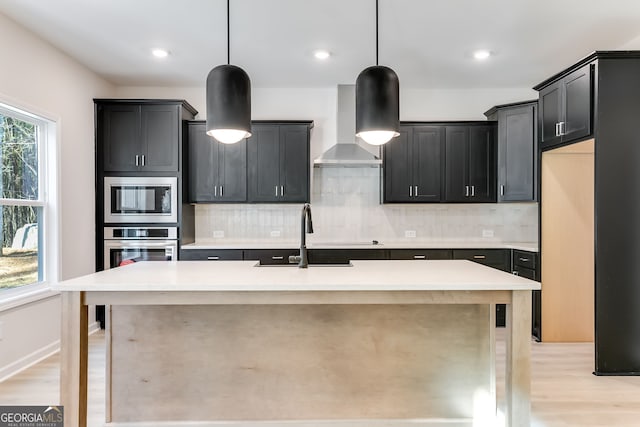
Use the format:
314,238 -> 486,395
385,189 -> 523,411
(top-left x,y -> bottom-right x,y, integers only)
179,249 -> 243,261
512,265 -> 536,280
389,249 -> 452,260
308,249 -> 387,264
513,250 -> 537,270
244,249 -> 299,265
453,249 -> 510,269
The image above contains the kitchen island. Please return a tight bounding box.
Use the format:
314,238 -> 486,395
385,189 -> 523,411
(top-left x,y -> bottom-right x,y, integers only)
55,260 -> 540,427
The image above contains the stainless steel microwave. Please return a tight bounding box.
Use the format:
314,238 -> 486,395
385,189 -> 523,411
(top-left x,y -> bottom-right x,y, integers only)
104,176 -> 177,224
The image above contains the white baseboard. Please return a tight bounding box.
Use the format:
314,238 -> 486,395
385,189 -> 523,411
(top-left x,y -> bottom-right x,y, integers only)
104,420 -> 473,427
0,321 -> 101,382
0,339 -> 60,383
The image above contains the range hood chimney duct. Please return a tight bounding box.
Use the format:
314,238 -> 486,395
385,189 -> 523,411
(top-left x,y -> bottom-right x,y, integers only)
313,85 -> 383,167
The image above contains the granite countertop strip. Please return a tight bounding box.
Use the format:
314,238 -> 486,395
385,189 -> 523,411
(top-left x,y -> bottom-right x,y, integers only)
181,241 -> 539,253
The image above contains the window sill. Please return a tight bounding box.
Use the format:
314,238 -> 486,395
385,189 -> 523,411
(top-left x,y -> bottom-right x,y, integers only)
0,284 -> 60,313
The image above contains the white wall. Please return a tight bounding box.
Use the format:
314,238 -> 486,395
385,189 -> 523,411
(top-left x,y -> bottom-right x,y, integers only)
0,12 -> 115,378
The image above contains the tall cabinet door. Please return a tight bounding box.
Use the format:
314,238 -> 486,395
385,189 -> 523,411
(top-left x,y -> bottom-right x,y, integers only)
187,122 -> 217,202
412,126 -> 443,202
562,64 -> 592,143
468,125 -> 495,202
444,126 -> 469,202
101,104 -> 141,172
140,104 -> 179,171
219,140 -> 247,202
383,127 -> 413,202
247,125 -> 281,202
498,105 -> 536,201
539,82 -> 562,147
279,125 -> 309,202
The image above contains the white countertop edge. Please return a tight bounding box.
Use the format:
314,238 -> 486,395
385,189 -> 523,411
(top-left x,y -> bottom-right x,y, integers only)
53,260 -> 541,292
181,242 -> 539,252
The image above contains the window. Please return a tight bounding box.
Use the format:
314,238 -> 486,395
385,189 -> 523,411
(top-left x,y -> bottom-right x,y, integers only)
0,102 -> 53,293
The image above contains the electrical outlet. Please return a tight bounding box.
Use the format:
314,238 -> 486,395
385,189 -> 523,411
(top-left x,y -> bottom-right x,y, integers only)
482,229 -> 494,238
405,230 -> 417,238
270,230 -> 281,238
213,230 -> 224,238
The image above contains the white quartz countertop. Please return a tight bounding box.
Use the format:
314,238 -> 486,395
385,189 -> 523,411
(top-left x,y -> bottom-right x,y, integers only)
181,241 -> 539,252
53,259 -> 540,292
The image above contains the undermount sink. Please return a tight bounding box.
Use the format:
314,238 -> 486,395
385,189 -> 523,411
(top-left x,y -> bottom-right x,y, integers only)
254,262 -> 353,268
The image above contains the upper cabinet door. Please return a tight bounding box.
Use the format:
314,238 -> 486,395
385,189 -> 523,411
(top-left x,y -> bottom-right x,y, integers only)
467,125 -> 496,202
101,104 -> 141,172
562,65 -> 592,143
247,125 -> 281,202
187,122 -> 217,202
412,126 -> 444,202
539,82 -> 562,147
498,104 -> 536,202
383,127 -> 413,202
140,104 -> 180,171
218,140 -> 247,202
444,126 -> 469,202
279,125 -> 309,202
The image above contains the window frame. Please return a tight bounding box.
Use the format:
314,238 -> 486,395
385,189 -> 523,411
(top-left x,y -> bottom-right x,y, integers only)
0,100 -> 59,309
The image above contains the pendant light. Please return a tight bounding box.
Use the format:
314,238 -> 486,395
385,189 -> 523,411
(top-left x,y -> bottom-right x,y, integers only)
206,0 -> 251,144
355,0 -> 399,146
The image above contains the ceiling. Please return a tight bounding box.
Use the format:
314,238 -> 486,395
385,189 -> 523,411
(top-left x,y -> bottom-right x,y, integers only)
1,0 -> 640,89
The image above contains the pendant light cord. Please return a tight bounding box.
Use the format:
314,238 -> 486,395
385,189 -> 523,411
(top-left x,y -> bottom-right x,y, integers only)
375,0 -> 379,66
227,0 -> 230,65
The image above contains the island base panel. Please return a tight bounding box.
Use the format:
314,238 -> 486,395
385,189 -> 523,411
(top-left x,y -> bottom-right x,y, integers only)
109,304 -> 493,422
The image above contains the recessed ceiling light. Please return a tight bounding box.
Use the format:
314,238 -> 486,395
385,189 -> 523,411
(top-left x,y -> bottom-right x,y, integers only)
314,50 -> 331,60
151,48 -> 170,58
473,50 -> 491,61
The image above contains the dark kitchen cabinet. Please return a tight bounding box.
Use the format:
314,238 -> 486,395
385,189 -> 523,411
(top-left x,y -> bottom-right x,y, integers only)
98,102 -> 193,172
512,249 -> 540,341
539,63 -> 592,149
453,248 -> 510,327
445,125 -> 496,202
244,249 -> 300,265
247,122 -> 312,203
179,249 -> 243,261
383,125 -> 444,202
186,121 -> 247,202
388,249 -> 452,260
308,249 -> 388,264
485,101 -> 538,202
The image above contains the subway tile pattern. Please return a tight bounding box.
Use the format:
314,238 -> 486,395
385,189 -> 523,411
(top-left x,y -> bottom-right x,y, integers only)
195,168 -> 538,244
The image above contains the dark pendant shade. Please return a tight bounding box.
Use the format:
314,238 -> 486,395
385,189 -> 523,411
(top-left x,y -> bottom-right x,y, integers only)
355,65 -> 400,145
206,64 -> 252,144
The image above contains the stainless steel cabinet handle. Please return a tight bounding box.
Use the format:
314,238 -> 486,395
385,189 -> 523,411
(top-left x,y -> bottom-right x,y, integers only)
214,186 -> 217,197
555,122 -> 560,137
271,256 -> 284,260
414,186 -> 418,196
500,185 -> 505,196
280,185 -> 284,196
135,155 -> 139,166
471,186 -> 475,197
413,255 -> 426,259
207,256 -> 220,260
560,121 -> 566,136
141,154 -> 145,166
465,186 -> 469,197
275,186 -> 278,197
473,255 -> 486,259
220,185 -> 223,197
519,257 -> 530,262
409,186 -> 413,197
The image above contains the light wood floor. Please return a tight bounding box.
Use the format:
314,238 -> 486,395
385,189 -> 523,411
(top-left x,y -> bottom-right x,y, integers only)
1,330 -> 640,426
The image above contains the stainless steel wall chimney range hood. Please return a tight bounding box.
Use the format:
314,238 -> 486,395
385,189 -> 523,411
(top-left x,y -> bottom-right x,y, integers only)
313,85 -> 382,167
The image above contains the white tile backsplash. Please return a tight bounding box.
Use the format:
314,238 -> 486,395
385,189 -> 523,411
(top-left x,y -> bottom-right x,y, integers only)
195,168 -> 538,244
